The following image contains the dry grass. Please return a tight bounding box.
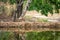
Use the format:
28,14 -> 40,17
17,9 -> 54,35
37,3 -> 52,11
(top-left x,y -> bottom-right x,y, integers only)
0,2 -> 16,17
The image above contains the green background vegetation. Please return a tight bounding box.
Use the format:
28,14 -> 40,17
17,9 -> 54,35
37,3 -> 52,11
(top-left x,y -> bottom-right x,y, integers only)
26,31 -> 59,40
28,0 -> 60,16
0,31 -> 60,40
0,0 -> 60,16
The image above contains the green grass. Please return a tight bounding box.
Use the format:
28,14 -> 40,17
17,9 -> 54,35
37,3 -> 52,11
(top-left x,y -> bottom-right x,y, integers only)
0,31 -> 15,40
24,16 -> 33,19
26,31 -> 60,40
25,16 -> 48,22
0,31 -> 60,40
37,18 -> 48,22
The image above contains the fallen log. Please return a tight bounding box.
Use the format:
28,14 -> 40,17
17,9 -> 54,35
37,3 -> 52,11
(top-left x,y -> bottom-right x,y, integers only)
0,22 -> 60,28
0,22 -> 60,32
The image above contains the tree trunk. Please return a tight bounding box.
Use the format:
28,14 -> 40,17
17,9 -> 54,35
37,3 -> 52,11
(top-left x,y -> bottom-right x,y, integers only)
20,0 -> 31,18
17,0 -> 23,18
13,0 -> 23,22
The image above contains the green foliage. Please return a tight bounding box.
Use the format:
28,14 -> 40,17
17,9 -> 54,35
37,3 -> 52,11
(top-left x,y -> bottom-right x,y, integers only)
0,0 -> 60,16
0,31 -> 15,40
0,5 -> 5,14
40,4 -> 53,16
49,0 -> 60,13
9,0 -> 16,4
0,0 -> 7,3
26,31 -> 60,40
0,31 -> 60,40
37,18 -> 48,22
0,0 -> 16,4
28,0 -> 60,16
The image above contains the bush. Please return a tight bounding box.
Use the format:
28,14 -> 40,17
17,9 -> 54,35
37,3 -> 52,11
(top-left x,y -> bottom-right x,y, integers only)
0,31 -> 60,40
0,31 -> 15,40
26,31 -> 60,40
